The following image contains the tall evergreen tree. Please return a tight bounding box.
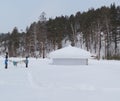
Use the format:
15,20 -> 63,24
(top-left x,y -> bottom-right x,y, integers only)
8,27 -> 19,57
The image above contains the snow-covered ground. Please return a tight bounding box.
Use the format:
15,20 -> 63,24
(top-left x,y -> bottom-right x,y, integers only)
0,58 -> 120,101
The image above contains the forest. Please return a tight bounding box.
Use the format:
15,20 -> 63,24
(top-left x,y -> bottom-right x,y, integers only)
0,3 -> 120,59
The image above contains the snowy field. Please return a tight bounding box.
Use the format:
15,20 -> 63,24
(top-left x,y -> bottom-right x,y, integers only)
0,58 -> 120,101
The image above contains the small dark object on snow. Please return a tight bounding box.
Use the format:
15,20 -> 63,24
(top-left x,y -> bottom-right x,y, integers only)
25,57 -> 29,68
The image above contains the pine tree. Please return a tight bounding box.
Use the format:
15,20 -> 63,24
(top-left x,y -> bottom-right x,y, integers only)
9,27 -> 19,57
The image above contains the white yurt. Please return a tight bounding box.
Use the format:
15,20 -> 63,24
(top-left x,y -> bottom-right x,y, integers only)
49,45 -> 91,65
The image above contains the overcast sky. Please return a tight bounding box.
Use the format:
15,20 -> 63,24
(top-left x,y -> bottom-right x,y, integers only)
0,0 -> 119,33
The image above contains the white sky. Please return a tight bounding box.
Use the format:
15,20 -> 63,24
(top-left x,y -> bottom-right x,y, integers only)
0,0 -> 119,33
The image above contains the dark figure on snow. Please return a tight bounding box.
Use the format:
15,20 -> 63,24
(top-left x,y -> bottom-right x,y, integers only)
5,52 -> 8,69
25,57 -> 29,68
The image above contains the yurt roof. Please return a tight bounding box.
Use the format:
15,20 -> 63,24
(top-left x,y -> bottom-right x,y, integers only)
49,45 -> 91,58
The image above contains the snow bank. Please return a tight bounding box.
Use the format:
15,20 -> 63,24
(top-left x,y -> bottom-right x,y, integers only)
49,45 -> 91,59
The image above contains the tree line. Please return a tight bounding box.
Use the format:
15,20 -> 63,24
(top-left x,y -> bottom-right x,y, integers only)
0,3 -> 120,59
